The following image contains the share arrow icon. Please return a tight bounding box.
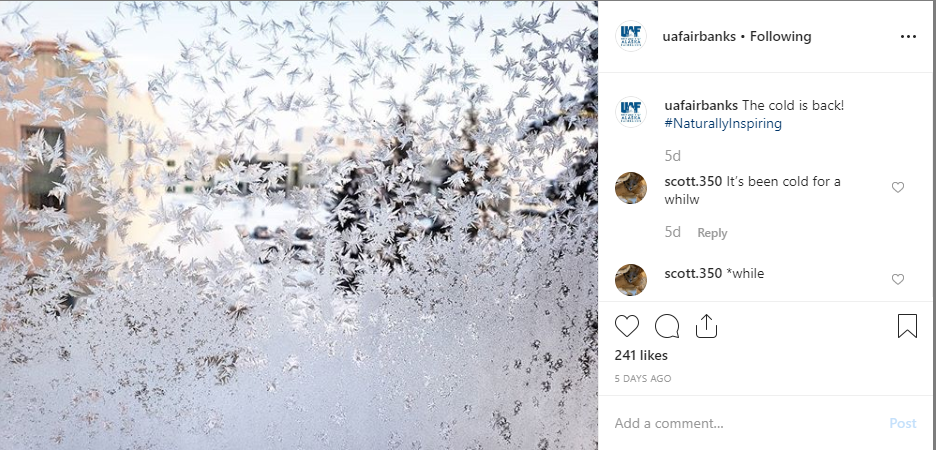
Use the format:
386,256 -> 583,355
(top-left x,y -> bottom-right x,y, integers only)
696,314 -> 717,339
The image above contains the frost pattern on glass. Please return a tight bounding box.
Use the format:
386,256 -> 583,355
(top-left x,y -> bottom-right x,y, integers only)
0,2 -> 598,448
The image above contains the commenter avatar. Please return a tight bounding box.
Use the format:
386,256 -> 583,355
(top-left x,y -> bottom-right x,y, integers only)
615,172 -> 647,204
616,264 -> 647,296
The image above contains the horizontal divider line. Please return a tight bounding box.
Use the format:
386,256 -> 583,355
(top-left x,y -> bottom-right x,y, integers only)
598,300 -> 934,303
599,394 -> 934,397
599,71 -> 934,74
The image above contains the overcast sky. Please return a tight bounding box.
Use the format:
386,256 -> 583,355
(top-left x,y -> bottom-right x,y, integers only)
1,1 -> 590,157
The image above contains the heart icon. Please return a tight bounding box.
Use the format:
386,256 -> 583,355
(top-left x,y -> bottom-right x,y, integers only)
893,274 -> 904,285
892,182 -> 904,193
615,315 -> 639,337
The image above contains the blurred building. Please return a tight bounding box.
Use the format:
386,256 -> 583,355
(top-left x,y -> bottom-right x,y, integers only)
253,126 -> 372,191
163,141 -> 213,194
291,126 -> 371,165
0,41 -> 166,269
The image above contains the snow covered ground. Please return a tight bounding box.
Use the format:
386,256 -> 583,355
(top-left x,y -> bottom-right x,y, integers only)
148,194 -> 328,262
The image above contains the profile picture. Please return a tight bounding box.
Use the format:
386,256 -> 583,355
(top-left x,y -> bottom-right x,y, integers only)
615,172 -> 647,204
615,264 -> 647,296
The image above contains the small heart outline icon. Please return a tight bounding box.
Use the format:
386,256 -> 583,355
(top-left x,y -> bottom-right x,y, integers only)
615,315 -> 639,337
892,182 -> 904,193
893,274 -> 904,285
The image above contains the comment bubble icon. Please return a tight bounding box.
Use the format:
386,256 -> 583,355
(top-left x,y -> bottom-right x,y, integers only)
655,314 -> 680,338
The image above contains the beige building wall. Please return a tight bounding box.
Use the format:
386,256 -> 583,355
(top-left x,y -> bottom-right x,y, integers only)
0,42 -> 165,272
103,72 -> 167,265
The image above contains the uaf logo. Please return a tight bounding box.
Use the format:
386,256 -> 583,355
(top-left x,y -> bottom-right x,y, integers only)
617,20 -> 646,51
618,96 -> 646,127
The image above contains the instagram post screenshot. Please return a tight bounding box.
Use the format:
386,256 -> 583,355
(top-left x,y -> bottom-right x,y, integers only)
0,1 -> 931,449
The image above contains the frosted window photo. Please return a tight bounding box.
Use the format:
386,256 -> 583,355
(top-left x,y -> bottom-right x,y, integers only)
0,2 -> 598,448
